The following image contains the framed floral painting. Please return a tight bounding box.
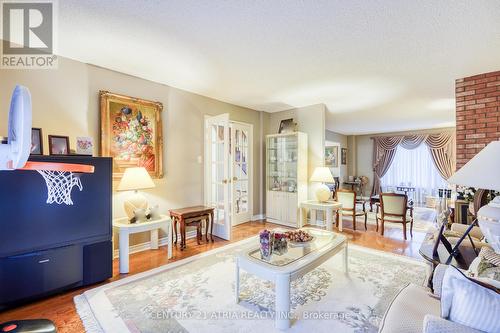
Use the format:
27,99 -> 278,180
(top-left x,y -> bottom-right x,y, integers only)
100,91 -> 163,179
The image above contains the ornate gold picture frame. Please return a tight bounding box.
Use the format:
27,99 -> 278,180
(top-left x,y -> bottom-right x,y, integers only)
100,91 -> 163,179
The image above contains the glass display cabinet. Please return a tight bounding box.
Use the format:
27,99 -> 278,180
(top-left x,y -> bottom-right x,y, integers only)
266,132 -> 308,227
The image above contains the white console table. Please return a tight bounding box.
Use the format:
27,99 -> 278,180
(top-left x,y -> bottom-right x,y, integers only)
113,215 -> 172,274
299,200 -> 343,231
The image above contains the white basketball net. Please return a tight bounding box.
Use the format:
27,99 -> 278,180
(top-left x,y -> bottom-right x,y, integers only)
36,170 -> 83,205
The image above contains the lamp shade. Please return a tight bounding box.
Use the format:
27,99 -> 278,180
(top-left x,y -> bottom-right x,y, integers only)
310,167 -> 334,183
448,141 -> 500,191
117,167 -> 155,191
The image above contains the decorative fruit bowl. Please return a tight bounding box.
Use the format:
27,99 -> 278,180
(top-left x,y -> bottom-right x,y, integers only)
285,230 -> 314,246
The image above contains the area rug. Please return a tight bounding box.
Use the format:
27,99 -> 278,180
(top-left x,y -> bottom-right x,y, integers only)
75,238 -> 430,333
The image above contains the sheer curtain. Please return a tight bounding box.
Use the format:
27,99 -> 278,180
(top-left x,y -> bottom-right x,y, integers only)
381,144 -> 447,204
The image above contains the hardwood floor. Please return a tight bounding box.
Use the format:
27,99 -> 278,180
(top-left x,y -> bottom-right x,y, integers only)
0,219 -> 426,332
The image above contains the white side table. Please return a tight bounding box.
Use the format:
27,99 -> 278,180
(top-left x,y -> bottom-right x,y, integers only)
299,200 -> 343,231
113,215 -> 173,274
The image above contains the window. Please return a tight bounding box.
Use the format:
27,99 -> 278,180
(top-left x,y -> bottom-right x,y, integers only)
381,144 -> 447,204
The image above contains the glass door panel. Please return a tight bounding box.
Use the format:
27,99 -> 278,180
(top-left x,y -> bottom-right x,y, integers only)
232,123 -> 251,224
205,114 -> 231,240
267,134 -> 298,193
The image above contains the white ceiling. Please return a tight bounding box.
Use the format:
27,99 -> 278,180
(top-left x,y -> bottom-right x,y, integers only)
59,1 -> 500,135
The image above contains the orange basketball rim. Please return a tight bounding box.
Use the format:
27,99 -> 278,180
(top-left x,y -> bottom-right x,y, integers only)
20,161 -> 95,173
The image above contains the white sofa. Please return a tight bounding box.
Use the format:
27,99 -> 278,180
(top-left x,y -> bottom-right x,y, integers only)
378,264 -> 486,333
378,284 -> 483,333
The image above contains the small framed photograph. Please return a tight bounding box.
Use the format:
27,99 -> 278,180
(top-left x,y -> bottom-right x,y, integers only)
76,137 -> 94,156
278,118 -> 295,134
341,148 -> 347,165
325,146 -> 338,167
31,128 -> 43,155
48,135 -> 70,155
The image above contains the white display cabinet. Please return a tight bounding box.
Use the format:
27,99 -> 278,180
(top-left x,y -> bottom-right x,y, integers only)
266,132 -> 308,227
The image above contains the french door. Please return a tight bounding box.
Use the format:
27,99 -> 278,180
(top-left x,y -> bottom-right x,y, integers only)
204,115 -> 252,240
231,122 -> 252,225
205,114 -> 231,240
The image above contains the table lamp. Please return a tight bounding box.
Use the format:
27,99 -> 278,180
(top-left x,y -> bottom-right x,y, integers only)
448,141 -> 500,253
117,167 -> 156,220
310,167 -> 334,202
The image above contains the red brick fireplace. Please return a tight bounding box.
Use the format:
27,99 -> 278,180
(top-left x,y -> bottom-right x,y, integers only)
456,70 -> 500,169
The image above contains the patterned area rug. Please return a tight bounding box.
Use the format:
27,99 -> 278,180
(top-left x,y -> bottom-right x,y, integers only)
75,238 -> 430,333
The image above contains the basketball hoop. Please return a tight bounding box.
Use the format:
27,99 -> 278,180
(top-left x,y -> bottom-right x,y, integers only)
20,162 -> 95,205
1,86 -> 95,205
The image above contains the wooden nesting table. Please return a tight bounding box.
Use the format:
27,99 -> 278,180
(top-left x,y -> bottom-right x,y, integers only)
169,206 -> 214,250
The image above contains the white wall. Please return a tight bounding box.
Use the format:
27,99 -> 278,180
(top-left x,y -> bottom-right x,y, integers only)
0,56 -> 264,248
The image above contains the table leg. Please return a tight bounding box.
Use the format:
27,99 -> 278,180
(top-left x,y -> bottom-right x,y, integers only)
338,209 -> 343,232
235,259 -> 240,303
205,216 -> 209,243
343,243 -> 349,274
173,217 -> 178,245
275,274 -> 291,330
150,228 -> 159,249
119,230 -> 129,274
167,221 -> 173,259
326,208 -> 333,231
299,207 -> 305,228
196,224 -> 201,245
210,211 -> 214,242
310,209 -> 317,227
180,217 -> 186,250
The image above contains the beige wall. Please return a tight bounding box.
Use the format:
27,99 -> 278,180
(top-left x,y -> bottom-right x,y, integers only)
347,135 -> 357,177
353,127 -> 456,195
266,104 -> 326,200
0,56 -> 264,249
325,130 -> 348,184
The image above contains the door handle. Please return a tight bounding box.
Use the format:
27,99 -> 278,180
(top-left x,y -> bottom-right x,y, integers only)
233,177 -> 238,181
222,179 -> 228,184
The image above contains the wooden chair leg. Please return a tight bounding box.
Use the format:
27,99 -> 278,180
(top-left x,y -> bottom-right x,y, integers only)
402,221 -> 407,240
375,217 -> 379,232
352,213 -> 356,231
410,219 -> 414,238
336,212 -> 339,228
381,219 -> 385,236
364,213 -> 368,231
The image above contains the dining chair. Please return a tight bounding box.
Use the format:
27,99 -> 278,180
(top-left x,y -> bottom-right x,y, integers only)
331,176 -> 341,199
377,192 -> 414,240
335,189 -> 368,231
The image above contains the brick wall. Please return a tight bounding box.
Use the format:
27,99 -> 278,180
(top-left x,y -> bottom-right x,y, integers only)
456,70 -> 500,169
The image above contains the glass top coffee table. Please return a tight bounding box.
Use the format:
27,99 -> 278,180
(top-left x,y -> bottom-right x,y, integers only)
235,227 -> 348,330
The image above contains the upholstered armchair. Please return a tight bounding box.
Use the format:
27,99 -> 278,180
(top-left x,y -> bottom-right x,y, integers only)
377,192 -> 414,240
335,189 -> 368,231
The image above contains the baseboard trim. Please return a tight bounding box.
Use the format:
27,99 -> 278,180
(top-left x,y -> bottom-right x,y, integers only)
251,214 -> 266,221
113,230 -> 197,258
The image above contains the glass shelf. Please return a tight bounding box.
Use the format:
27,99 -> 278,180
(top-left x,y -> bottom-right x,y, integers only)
267,134 -> 299,192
